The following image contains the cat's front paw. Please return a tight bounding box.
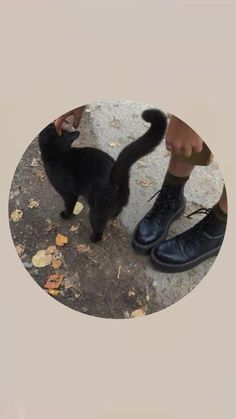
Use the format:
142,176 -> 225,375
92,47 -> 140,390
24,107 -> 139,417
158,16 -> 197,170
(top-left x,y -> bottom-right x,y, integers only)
60,210 -> 71,220
90,232 -> 103,243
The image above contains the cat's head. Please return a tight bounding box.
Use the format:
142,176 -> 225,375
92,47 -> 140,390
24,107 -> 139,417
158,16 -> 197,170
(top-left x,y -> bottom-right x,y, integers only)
60,128 -> 80,149
39,123 -> 80,150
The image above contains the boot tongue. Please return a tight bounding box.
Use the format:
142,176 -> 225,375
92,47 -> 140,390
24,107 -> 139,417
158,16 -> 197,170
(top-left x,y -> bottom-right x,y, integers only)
146,185 -> 183,220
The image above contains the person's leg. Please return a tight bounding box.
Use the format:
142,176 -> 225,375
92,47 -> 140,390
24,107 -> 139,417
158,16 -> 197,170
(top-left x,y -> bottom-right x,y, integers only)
167,156 -> 195,178
132,156 -> 195,254
132,112 -> 214,256
150,184 -> 227,272
218,185 -> 227,214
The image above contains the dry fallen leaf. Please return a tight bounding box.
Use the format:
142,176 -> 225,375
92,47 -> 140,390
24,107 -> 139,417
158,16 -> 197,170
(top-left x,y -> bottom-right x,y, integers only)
45,245 -> 57,255
47,289 -> 60,296
73,202 -> 84,216
109,219 -> 119,228
31,250 -> 52,268
52,259 -> 62,269
137,161 -> 147,168
77,244 -> 91,253
11,209 -> 23,222
109,117 -> 121,129
30,157 -> 39,167
70,224 -> 80,232
35,171 -> 46,182
109,141 -> 120,148
138,179 -> 151,187
130,308 -> 146,318
55,233 -> 68,247
52,250 -> 63,260
44,273 -> 64,290
9,190 -> 19,200
28,198 -> 40,209
46,218 -> 57,232
15,244 -> 25,256
51,249 -> 63,269
128,290 -> 136,297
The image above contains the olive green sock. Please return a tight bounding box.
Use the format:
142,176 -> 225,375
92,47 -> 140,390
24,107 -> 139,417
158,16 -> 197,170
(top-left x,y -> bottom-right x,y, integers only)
163,172 -> 190,187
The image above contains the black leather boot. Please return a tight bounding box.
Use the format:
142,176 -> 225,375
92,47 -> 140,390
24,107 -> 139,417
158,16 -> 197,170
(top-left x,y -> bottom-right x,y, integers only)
150,207 -> 227,272
132,184 -> 186,254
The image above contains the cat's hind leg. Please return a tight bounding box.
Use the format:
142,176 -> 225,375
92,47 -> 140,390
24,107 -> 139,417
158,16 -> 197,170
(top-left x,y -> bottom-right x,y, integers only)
89,209 -> 109,242
60,194 -> 78,219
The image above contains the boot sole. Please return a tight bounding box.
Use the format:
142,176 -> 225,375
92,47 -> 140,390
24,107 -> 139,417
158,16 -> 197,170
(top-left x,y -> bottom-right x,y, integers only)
132,199 -> 186,255
150,246 -> 221,273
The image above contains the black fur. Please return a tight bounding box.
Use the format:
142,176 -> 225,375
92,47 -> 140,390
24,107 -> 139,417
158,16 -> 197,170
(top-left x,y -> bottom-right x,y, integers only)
38,109 -> 167,242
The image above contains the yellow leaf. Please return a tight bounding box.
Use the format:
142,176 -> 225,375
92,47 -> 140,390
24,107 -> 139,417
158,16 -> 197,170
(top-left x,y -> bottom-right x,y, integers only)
28,199 -> 40,209
138,179 -> 151,187
70,224 -> 80,232
130,308 -> 146,318
73,202 -> 84,216
109,141 -> 120,148
11,209 -> 23,222
31,250 -> 52,267
55,233 -> 68,246
47,289 -> 60,296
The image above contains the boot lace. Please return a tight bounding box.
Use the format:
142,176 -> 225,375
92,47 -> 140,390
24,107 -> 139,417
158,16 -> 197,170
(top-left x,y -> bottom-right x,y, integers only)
180,207 -> 213,249
146,187 -> 181,221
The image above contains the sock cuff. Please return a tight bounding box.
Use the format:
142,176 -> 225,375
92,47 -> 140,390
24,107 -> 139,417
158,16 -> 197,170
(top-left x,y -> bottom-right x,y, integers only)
163,172 -> 190,187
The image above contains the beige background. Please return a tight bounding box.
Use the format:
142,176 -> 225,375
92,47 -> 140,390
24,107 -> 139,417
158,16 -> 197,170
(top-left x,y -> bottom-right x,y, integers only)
0,1 -> 235,418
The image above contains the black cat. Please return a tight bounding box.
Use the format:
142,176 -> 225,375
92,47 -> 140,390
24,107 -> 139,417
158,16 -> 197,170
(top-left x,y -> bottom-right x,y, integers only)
38,108 -> 167,242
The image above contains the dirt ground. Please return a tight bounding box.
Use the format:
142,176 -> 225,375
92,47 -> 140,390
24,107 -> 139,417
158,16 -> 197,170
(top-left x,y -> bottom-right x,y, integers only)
9,112 -> 162,319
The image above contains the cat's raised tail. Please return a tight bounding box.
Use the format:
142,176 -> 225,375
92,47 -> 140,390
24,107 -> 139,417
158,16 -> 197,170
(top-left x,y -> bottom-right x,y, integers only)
109,108 -> 167,187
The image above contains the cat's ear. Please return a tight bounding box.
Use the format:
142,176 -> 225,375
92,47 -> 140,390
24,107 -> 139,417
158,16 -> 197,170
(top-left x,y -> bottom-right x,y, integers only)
62,130 -> 80,144
68,130 -> 80,141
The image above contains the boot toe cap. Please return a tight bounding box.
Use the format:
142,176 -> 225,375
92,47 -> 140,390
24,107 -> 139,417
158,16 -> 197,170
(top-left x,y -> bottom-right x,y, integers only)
152,239 -> 185,264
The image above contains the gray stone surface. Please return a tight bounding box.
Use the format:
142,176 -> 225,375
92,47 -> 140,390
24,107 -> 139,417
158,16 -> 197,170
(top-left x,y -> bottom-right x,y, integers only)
88,100 -> 224,307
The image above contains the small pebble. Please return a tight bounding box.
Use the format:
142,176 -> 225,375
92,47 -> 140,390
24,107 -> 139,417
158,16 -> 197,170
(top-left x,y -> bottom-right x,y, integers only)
23,262 -> 33,269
